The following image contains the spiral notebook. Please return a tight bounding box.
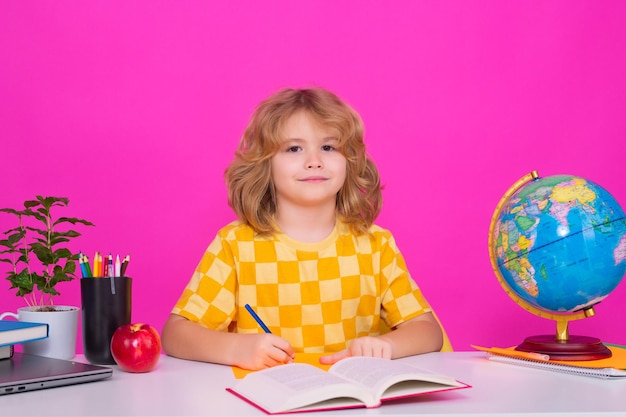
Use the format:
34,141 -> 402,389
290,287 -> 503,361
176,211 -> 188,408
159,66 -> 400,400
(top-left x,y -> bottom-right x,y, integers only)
473,344 -> 626,379
0,352 -> 112,395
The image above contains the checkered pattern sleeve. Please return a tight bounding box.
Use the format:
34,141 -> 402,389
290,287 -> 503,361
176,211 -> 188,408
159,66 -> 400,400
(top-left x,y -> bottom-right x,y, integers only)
171,222 -> 241,331
375,229 -> 432,328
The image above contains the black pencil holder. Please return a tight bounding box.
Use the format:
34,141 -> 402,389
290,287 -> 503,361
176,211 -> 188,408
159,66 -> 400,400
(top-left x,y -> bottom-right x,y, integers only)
81,276 -> 132,365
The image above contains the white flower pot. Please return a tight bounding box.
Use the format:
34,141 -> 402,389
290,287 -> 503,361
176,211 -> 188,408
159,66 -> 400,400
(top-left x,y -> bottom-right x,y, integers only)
1,306 -> 79,360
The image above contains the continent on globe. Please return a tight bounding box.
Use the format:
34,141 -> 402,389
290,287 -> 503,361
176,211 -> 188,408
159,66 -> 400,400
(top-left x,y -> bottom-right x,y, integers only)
615,236 -> 626,265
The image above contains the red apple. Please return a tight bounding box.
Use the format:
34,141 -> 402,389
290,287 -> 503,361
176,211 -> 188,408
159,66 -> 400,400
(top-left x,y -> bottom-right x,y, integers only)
110,323 -> 161,373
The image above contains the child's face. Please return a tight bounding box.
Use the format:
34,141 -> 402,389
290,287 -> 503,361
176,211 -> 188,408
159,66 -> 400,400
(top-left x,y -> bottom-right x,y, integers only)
271,111 -> 347,211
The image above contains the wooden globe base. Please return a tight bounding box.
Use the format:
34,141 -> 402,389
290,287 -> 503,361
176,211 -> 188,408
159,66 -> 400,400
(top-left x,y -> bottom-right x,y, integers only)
515,334 -> 612,361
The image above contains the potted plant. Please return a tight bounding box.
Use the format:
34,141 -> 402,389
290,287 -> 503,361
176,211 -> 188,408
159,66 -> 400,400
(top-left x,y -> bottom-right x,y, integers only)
0,196 -> 94,360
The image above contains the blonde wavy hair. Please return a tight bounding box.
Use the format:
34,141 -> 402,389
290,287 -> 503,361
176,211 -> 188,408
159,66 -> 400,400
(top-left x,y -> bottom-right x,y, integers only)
225,87 -> 382,236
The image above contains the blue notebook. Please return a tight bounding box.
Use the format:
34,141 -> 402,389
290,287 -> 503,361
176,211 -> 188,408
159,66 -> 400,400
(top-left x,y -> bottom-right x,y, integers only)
0,321 -> 49,347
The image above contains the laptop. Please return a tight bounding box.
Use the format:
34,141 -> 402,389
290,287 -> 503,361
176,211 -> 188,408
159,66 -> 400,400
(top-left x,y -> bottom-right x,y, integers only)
0,352 -> 113,395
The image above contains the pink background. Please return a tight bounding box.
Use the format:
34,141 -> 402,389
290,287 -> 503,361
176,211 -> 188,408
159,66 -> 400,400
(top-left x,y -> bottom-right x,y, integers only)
2,1 -> 626,353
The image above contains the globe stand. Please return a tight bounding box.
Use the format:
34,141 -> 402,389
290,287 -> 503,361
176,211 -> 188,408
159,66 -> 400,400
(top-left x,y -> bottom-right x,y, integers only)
514,308 -> 612,361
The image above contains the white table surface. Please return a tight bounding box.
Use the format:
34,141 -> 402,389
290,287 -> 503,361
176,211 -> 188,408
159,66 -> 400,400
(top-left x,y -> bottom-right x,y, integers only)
1,351 -> 626,416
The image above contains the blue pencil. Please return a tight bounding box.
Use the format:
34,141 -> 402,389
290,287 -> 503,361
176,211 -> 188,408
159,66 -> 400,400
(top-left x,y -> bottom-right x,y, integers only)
78,253 -> 88,278
244,304 -> 272,334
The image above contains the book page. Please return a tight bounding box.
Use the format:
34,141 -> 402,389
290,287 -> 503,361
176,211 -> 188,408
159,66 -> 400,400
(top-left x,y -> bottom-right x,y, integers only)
329,356 -> 466,401
228,363 -> 377,413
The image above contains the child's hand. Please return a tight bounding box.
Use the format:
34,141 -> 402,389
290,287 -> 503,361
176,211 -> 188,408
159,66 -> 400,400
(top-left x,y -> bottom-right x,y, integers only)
319,336 -> 392,365
233,334 -> 295,370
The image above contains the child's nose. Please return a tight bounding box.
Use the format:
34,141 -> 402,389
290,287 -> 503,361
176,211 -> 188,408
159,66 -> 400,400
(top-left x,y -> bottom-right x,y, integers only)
306,152 -> 323,169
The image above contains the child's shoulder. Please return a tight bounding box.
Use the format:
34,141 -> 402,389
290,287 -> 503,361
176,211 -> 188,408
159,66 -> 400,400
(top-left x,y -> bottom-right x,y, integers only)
367,223 -> 392,236
216,220 -> 255,239
337,220 -> 394,242
216,220 -> 278,243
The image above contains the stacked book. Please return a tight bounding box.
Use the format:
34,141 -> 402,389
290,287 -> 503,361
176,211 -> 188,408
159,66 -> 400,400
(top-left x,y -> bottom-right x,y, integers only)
0,321 -> 49,360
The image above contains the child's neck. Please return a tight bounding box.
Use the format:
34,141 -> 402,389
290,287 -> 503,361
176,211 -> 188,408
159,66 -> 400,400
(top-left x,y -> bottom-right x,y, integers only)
274,204 -> 337,243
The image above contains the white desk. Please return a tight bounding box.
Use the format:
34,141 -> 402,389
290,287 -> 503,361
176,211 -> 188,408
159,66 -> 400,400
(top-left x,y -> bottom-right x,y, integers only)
1,352 -> 625,416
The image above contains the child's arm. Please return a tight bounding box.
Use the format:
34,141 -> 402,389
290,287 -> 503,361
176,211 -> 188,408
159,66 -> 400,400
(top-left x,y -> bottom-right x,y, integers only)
318,312 -> 443,365
161,314 -> 294,370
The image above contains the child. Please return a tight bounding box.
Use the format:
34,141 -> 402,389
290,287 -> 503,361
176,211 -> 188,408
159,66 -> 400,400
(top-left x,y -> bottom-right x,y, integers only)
161,87 -> 445,370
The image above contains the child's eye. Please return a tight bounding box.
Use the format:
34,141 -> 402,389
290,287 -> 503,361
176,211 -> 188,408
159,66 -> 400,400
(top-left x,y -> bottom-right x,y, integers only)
286,146 -> 301,152
321,145 -> 335,152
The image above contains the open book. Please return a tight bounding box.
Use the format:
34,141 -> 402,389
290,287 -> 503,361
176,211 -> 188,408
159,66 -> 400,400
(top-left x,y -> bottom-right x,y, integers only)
227,356 -> 470,414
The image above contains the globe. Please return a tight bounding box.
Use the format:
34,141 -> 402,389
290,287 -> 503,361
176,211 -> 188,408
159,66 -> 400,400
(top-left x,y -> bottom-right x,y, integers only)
489,171 -> 626,360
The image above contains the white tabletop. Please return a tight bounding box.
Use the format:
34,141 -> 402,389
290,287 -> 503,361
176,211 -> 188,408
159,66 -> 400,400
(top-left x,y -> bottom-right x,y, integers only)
1,352 -> 626,416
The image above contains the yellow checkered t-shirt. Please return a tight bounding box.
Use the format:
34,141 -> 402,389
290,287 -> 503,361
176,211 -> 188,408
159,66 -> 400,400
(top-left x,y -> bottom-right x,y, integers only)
173,220 -> 434,353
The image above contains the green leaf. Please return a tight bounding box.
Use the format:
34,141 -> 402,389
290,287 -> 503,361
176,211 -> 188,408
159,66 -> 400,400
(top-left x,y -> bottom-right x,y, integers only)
49,269 -> 74,288
50,196 -> 69,206
27,210 -> 46,222
32,274 -> 48,290
24,226 -> 47,237
49,236 -> 71,246
0,240 -> 13,249
53,248 -> 72,259
0,208 -> 23,216
36,196 -> 68,211
7,269 -> 34,292
57,230 -> 81,238
41,286 -> 61,296
14,286 -> 33,297
30,237 -> 49,247
24,199 -> 41,209
30,243 -> 54,265
64,260 -> 77,274
2,226 -> 27,235
55,274 -> 74,283
54,217 -> 95,227
7,231 -> 26,244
